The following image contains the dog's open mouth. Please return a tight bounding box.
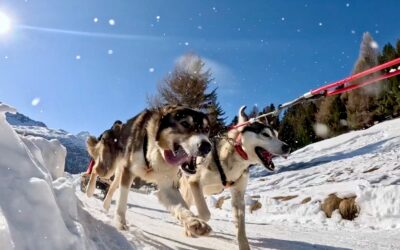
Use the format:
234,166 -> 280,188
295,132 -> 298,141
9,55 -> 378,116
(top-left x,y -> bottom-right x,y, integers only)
255,146 -> 275,171
164,143 -> 190,166
180,157 -> 197,175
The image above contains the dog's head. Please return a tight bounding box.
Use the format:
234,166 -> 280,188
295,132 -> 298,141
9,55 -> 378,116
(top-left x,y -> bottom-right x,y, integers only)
156,106 -> 211,175
86,120 -> 124,177
236,106 -> 290,171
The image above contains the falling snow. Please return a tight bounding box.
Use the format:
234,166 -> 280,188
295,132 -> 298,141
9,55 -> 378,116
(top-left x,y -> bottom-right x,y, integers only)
281,17 -> 285,21
346,3 -> 350,7
156,16 -> 160,21
108,19 -> 116,26
318,22 -> 323,26
75,55 -> 81,60
31,98 -> 40,106
184,42 -> 189,46
93,17 -> 98,23
149,68 -> 155,73
351,30 -> 356,34
370,41 -> 379,49
107,49 -> 113,55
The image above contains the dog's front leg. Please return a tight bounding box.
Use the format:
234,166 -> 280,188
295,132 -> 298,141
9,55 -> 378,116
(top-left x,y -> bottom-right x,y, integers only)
190,181 -> 211,221
157,181 -> 212,237
231,175 -> 250,250
103,167 -> 121,211
86,171 -> 97,197
115,166 -> 134,230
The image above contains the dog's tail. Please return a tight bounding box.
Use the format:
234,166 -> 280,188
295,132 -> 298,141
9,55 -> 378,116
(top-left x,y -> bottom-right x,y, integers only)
179,177 -> 194,207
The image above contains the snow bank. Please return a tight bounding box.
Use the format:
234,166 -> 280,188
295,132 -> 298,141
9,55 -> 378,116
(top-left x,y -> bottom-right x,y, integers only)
0,103 -> 133,250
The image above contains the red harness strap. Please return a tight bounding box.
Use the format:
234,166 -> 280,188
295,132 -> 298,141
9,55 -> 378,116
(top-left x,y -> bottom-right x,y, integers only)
86,159 -> 95,174
234,133 -> 248,160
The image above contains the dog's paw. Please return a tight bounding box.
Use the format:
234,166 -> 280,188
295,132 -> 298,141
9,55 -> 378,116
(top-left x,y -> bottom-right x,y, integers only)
184,217 -> 212,237
115,216 -> 128,230
103,201 -> 111,212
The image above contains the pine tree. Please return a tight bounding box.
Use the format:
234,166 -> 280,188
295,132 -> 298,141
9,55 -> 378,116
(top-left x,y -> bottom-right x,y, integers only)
279,102 -> 318,150
316,94 -> 348,136
149,53 -> 225,136
342,32 -> 382,129
376,43 -> 399,119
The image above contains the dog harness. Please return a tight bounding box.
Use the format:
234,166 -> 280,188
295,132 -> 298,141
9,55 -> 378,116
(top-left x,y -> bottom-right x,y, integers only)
143,133 -> 153,172
212,136 -> 248,188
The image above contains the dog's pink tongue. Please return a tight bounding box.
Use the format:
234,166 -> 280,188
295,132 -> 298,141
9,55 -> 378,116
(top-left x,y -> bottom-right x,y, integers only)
262,150 -> 273,162
164,149 -> 188,166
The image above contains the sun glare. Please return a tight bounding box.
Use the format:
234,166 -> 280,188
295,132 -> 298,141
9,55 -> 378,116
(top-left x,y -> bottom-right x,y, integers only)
0,12 -> 11,34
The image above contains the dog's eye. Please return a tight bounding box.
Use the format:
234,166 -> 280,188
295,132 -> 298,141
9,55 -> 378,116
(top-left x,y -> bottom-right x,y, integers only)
180,121 -> 190,128
262,132 -> 270,138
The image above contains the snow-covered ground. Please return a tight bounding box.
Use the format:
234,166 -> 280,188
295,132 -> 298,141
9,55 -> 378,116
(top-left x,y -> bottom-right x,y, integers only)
77,117 -> 400,249
1,102 -> 399,249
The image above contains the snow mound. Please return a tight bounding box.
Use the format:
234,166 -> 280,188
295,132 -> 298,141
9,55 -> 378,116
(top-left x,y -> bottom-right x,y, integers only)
0,103 -> 133,250
246,118 -> 400,231
6,111 -> 90,174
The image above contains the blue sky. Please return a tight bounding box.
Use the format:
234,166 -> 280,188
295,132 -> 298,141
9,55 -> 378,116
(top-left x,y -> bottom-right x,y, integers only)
0,0 -> 399,135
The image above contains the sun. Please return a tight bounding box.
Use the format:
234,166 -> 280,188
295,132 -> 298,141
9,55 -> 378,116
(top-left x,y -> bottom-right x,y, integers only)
0,12 -> 11,34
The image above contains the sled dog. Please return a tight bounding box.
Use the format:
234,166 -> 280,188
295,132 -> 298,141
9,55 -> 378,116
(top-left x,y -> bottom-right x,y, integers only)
87,105 -> 213,236
86,120 -> 124,197
180,106 -> 290,249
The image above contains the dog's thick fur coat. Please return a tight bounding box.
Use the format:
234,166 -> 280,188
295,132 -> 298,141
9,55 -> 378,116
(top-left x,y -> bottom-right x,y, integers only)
88,106 -> 213,236
180,106 -> 290,250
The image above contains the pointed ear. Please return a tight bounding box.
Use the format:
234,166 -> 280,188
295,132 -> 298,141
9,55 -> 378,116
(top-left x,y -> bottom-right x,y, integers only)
238,106 -> 248,124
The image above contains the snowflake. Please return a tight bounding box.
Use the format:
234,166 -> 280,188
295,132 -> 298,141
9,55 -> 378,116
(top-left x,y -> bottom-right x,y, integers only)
351,30 -> 356,34
184,42 -> 189,46
149,68 -> 155,73
93,17 -> 98,23
108,49 -> 113,55
31,98 -> 40,106
281,17 -> 285,21
212,7 -> 217,12
108,19 -> 116,26
346,3 -> 350,7
370,41 -> 379,49
75,55 -> 81,60
296,28 -> 301,32
318,22 -> 323,26
156,16 -> 160,21
4,55 -> 8,59
197,25 -> 203,30
375,30 -> 380,34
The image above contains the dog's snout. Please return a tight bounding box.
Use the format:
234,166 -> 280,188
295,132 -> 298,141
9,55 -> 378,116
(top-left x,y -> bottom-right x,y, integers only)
198,140 -> 211,156
282,143 -> 291,154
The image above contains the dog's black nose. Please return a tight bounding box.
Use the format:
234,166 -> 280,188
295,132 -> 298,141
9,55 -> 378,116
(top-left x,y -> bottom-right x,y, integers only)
281,143 -> 291,154
198,140 -> 211,156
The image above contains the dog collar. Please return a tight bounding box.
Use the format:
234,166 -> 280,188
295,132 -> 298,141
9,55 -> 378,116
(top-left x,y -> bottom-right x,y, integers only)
234,134 -> 249,160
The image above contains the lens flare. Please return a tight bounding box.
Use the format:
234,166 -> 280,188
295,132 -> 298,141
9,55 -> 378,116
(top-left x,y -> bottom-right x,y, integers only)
0,12 -> 11,34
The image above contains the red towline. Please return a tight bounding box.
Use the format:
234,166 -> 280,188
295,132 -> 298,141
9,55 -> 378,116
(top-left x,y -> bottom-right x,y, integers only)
230,57 -> 400,131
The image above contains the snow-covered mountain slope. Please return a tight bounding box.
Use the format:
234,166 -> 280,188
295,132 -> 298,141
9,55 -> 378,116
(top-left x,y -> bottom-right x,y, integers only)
0,103 -> 132,250
77,118 -> 400,249
6,112 -> 89,173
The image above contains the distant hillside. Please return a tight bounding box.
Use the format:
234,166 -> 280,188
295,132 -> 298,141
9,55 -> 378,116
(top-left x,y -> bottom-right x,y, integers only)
5,112 -> 90,173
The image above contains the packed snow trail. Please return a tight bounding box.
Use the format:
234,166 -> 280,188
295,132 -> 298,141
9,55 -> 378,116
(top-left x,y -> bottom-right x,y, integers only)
77,118 -> 400,249
78,188 -> 399,250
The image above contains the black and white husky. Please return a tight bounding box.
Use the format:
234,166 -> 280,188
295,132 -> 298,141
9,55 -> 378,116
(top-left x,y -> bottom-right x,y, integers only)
87,105 -> 213,236
180,106 -> 290,250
